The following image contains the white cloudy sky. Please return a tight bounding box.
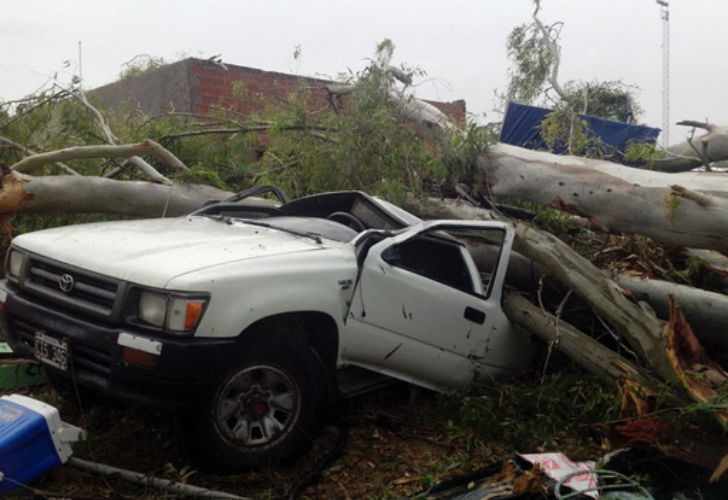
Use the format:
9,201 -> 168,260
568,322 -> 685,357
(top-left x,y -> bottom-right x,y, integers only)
2,1 -> 726,144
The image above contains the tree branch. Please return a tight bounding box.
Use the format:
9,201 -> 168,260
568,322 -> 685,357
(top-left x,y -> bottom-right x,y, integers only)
72,87 -> 187,178
503,290 -> 667,391
0,136 -> 79,175
158,125 -> 338,142
676,120 -> 710,130
11,141 -> 164,173
0,89 -> 70,131
74,89 -> 118,144
144,141 -> 188,172
532,0 -> 568,101
670,185 -> 713,207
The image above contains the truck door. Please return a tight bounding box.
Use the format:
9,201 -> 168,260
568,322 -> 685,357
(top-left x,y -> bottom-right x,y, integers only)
345,220 -> 521,389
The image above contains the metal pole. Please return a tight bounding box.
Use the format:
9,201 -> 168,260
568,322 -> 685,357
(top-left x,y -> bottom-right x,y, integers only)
68,457 -> 252,500
656,1 -> 670,147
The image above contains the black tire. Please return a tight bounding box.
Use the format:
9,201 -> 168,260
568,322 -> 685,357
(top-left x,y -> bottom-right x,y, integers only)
187,332 -> 328,470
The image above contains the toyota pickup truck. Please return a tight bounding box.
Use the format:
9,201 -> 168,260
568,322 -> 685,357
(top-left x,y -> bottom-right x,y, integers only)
0,186 -> 533,468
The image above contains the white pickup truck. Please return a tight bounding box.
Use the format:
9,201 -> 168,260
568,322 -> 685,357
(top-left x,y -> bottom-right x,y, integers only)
1,186 -> 533,468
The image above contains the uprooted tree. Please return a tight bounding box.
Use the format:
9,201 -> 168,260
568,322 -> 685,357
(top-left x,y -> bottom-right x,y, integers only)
2,32 -> 728,478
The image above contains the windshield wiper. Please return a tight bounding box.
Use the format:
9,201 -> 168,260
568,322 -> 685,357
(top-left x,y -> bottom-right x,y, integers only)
200,213 -> 234,225
240,219 -> 323,244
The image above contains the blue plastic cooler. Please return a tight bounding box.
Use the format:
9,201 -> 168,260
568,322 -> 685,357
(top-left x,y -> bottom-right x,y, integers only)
0,394 -> 84,493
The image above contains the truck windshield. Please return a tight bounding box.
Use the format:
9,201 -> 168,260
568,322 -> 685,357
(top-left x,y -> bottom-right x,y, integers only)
241,217 -> 358,243
200,214 -> 358,243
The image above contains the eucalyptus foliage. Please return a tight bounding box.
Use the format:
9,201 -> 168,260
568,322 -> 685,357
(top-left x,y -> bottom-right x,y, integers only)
505,21 -> 555,105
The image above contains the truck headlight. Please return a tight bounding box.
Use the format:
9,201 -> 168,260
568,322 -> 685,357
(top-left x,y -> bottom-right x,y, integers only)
6,249 -> 25,279
139,291 -> 167,328
138,290 -> 207,333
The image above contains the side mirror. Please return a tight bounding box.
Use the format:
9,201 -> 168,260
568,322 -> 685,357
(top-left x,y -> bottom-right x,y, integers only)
382,245 -> 402,266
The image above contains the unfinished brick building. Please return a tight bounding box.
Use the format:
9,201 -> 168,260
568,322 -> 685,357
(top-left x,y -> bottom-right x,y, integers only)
91,58 -> 466,123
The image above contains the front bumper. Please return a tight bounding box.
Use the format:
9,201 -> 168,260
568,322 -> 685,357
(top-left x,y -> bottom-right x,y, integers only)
2,282 -> 238,407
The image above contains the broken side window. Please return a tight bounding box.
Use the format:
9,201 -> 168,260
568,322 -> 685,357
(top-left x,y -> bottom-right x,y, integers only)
382,227 -> 505,297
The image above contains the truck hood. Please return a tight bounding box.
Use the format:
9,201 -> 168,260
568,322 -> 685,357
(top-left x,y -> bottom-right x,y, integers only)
13,216 -> 325,288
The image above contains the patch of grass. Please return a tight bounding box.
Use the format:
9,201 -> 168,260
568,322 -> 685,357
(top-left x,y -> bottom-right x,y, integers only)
435,370 -> 620,456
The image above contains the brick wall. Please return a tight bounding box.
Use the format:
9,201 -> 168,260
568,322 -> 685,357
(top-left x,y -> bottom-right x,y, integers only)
91,58 -> 466,124
188,59 -> 331,116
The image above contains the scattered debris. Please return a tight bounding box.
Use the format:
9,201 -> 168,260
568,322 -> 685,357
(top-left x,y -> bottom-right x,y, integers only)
519,453 -> 597,499
419,451 -> 674,500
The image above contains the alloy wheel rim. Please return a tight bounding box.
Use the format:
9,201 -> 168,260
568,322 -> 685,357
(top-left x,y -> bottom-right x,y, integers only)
215,365 -> 300,447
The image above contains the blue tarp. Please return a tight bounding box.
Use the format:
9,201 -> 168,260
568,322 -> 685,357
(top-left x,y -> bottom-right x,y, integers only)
499,102 -> 660,161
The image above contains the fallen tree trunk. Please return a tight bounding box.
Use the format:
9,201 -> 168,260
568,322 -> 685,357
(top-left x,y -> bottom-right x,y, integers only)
0,171 -> 229,218
615,274 -> 728,346
480,143 -> 728,253
684,248 -> 728,292
503,290 -> 667,391
656,121 -> 728,172
1,141 -> 230,219
510,220 -> 673,380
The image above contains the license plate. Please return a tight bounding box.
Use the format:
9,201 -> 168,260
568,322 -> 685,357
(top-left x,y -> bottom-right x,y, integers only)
34,332 -> 69,371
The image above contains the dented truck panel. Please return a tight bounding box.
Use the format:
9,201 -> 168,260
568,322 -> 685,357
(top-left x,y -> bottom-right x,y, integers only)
343,220 -> 533,390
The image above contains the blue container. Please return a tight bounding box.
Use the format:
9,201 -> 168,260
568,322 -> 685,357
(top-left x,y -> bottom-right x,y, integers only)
0,395 -> 78,493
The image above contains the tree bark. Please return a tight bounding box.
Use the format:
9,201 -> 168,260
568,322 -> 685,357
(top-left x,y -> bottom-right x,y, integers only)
0,172 -> 229,217
684,248 -> 728,291
615,275 -> 728,346
480,143 -> 728,253
503,290 -> 667,391
10,141 -> 178,174
510,221 -> 674,380
656,122 -> 728,172
5,167 -> 728,352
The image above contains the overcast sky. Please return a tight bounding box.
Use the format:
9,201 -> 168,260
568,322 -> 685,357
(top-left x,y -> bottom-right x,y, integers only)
2,1 -> 726,144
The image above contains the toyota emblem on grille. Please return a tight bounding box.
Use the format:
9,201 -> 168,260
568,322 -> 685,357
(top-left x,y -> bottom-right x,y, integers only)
59,274 -> 75,293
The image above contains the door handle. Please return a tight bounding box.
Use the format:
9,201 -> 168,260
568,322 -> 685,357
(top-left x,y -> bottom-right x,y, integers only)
464,306 -> 485,324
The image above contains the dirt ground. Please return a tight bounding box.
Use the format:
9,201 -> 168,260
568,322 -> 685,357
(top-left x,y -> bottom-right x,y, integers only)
4,377 -> 607,500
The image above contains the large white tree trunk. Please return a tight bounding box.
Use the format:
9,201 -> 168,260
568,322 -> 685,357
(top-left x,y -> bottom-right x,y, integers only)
615,275 -> 728,346
480,144 -> 728,252
0,172 -> 229,218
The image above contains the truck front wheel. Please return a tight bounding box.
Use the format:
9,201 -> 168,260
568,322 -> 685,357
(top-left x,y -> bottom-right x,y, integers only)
188,333 -> 327,470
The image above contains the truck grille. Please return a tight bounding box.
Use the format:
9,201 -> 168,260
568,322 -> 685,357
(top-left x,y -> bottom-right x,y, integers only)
24,256 -> 121,319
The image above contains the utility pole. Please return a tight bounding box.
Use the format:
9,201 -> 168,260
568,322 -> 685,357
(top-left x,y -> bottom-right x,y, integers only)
656,0 -> 670,147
